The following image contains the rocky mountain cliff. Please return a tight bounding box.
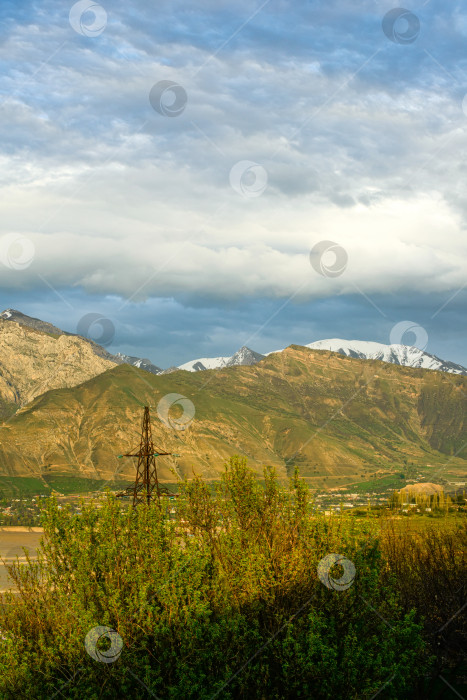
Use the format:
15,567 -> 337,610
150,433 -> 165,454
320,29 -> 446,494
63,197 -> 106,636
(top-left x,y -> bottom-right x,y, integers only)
0,309 -> 164,376
0,309 -> 117,363
0,316 -> 117,407
0,309 -> 70,337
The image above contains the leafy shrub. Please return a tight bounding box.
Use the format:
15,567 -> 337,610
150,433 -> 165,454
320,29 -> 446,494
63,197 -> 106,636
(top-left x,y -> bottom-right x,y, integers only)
380,519 -> 466,696
0,458 -> 435,698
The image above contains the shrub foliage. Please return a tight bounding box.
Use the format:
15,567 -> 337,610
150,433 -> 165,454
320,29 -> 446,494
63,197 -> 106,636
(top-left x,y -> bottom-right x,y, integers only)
0,457 -> 464,699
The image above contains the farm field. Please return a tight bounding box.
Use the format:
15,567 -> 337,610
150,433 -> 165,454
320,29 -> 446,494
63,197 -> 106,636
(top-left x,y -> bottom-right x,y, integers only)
0,528 -> 43,592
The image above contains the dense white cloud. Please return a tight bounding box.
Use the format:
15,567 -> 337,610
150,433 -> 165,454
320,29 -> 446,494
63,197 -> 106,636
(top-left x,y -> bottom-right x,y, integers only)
0,167 -> 465,301
0,0 -> 466,362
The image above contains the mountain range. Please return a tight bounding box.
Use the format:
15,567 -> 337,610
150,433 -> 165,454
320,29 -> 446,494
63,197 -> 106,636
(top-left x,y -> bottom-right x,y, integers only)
0,309 -> 465,488
0,307 -> 466,486
1,344 -> 466,484
178,338 -> 467,376
2,308 -> 466,379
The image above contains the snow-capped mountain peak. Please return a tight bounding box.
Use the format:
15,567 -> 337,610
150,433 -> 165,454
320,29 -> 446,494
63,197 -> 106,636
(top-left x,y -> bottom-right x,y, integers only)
178,354 -> 231,372
113,352 -> 162,375
179,338 -> 466,376
226,346 -> 265,367
178,346 -> 265,372
303,338 -> 467,375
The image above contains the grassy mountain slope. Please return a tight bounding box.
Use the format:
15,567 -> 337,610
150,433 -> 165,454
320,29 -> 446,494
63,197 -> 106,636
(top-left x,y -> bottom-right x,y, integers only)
0,346 -> 465,486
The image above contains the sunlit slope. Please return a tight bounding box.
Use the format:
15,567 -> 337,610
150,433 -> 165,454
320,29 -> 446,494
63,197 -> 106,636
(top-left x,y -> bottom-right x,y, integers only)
0,346 -> 465,483
0,318 -> 116,406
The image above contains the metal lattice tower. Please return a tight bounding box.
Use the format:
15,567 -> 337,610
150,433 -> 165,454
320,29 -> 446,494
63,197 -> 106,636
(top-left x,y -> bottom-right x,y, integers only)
116,406 -> 178,506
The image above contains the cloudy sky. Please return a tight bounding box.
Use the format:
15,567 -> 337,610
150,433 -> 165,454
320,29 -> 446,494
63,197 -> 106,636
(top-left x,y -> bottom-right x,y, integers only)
0,0 -> 466,368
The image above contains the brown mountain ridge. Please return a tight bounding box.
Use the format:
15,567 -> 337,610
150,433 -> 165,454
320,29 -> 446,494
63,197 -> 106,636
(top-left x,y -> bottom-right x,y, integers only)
0,345 -> 465,487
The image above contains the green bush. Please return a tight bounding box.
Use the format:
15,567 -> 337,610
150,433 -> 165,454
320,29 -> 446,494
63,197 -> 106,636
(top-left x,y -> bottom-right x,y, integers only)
0,458 -> 431,698
381,519 -> 467,695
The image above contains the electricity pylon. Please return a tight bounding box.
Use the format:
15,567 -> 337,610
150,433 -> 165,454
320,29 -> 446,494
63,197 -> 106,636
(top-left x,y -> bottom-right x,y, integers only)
116,406 -> 179,506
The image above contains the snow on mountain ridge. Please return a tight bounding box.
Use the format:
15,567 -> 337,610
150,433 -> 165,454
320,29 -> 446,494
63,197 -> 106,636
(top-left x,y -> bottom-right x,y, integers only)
226,346 -> 265,367
304,339 -> 467,375
179,339 -> 467,375
3,310 -> 465,378
178,355 -> 231,372
178,346 -> 265,372
114,352 -> 162,375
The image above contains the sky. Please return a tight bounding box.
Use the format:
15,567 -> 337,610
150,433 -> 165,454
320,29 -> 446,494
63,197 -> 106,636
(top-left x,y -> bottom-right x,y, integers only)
0,0 -> 466,368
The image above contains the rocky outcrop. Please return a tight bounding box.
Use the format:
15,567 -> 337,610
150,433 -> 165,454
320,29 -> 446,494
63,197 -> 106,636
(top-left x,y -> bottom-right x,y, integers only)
0,319 -> 117,406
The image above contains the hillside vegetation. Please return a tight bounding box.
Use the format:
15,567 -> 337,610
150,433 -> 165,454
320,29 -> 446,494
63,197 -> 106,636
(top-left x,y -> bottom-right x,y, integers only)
0,458 -> 465,698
